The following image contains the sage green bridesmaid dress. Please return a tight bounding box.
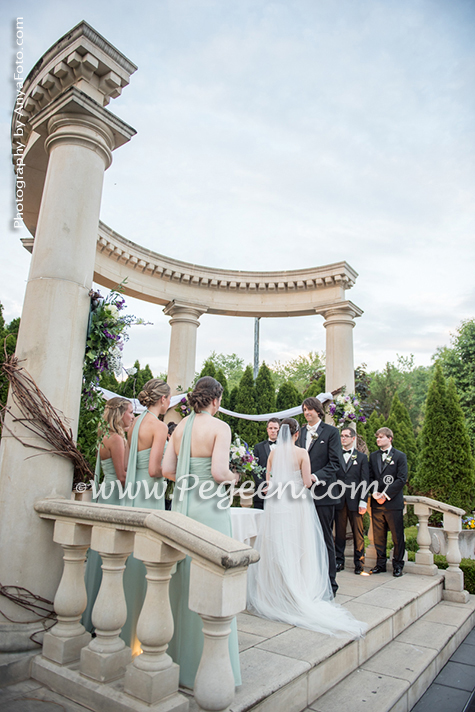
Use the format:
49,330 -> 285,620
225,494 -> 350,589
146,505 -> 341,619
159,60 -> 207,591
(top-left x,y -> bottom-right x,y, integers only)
82,453 -> 122,632
121,409 -> 166,653
167,411 -> 242,688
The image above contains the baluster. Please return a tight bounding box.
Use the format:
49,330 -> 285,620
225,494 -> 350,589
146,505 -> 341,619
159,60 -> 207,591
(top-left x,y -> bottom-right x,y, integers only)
80,526 -> 134,682
42,521 -> 92,664
414,503 -> 434,566
124,533 -> 188,711
189,560 -> 247,712
442,512 -> 469,603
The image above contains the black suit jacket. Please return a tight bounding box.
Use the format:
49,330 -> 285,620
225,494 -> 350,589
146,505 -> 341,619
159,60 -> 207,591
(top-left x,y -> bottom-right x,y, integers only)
368,448 -> 407,511
297,421 -> 342,506
252,440 -> 274,507
335,449 -> 370,511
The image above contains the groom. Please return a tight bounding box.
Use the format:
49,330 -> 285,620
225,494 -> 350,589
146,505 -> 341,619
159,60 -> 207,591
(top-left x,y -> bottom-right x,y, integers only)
297,397 -> 342,596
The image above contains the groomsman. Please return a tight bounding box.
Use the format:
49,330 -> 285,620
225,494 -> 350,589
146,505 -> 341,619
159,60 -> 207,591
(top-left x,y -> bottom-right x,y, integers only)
297,397 -> 341,595
334,427 -> 369,575
369,427 -> 407,577
252,418 -> 280,509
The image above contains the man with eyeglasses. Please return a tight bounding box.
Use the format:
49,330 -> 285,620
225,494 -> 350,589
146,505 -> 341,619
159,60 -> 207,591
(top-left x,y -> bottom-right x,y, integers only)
334,427 -> 369,575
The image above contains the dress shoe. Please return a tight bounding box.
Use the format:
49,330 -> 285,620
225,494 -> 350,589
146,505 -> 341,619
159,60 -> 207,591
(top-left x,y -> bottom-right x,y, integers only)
335,563 -> 345,573
369,565 -> 387,574
354,565 -> 364,575
392,567 -> 404,578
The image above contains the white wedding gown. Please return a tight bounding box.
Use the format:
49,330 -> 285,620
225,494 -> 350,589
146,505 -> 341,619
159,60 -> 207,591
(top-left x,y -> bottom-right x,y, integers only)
247,426 -> 367,638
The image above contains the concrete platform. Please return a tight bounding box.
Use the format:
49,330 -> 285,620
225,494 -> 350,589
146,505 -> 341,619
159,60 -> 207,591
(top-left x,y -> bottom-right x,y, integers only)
3,571 -> 474,712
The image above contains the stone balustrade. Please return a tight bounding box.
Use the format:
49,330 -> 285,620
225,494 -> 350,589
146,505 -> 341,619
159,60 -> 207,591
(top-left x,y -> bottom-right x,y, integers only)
364,495 -> 469,604
34,498 -> 259,712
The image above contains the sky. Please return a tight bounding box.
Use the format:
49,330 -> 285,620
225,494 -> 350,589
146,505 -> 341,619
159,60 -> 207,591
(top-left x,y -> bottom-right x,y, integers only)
1,0 -> 474,380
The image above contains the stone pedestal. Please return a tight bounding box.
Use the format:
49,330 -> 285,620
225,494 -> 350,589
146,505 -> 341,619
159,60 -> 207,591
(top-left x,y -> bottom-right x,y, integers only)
164,301 -> 207,396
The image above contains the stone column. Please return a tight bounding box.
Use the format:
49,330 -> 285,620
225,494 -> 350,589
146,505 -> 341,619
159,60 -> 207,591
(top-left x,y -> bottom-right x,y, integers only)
164,301 -> 207,399
322,301 -> 362,394
0,110 -> 133,651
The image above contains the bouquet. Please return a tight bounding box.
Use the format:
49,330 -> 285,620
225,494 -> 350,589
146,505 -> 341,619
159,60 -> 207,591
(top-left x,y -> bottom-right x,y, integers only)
175,396 -> 191,418
329,393 -> 366,427
229,436 -> 265,484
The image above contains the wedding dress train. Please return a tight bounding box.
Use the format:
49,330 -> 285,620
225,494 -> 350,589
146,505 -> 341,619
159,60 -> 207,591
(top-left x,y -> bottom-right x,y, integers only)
247,425 -> 367,638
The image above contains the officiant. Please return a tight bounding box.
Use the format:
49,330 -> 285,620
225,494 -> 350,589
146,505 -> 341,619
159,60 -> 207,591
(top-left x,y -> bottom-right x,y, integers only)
252,418 -> 280,509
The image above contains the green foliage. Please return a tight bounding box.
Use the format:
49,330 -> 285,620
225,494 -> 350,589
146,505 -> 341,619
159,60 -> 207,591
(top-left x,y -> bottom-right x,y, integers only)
199,351 -> 244,390
365,410 -> 386,452
444,377 -> 475,510
271,351 -> 325,392
386,392 -> 418,484
368,355 -> 433,430
0,303 -> 19,415
413,365 -> 475,512
118,360 -> 154,399
199,359 -> 217,379
235,365 -> 259,447
276,380 -> 302,411
304,373 -> 326,398
77,395 -> 105,474
254,362 -> 276,441
435,319 -> 475,450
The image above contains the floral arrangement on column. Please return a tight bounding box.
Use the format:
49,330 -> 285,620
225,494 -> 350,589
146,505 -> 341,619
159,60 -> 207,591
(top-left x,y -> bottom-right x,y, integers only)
329,393 -> 367,427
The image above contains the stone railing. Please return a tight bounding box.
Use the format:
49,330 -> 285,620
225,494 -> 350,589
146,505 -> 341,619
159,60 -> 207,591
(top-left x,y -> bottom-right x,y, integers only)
33,498 -> 259,712
403,496 -> 468,603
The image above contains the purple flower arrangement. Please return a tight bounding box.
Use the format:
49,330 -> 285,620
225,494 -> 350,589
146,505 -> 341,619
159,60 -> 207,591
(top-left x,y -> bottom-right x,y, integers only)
329,394 -> 367,427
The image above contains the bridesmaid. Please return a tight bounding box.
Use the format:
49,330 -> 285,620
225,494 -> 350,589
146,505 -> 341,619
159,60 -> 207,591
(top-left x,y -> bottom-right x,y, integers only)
121,378 -> 170,653
82,397 -> 134,633
162,377 -> 241,689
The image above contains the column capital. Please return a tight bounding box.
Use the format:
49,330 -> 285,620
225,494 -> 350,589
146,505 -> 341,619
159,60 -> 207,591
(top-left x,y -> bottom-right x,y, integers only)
320,300 -> 363,327
44,112 -> 115,169
163,300 -> 208,327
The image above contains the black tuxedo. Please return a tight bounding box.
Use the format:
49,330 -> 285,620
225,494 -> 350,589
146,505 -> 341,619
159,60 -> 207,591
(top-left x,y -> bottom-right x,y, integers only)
297,421 -> 342,594
369,447 -> 407,569
252,440 -> 276,509
334,449 -> 369,568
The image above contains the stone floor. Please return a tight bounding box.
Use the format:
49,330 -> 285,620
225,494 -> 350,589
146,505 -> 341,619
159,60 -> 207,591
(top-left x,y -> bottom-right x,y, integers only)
1,570 -> 474,712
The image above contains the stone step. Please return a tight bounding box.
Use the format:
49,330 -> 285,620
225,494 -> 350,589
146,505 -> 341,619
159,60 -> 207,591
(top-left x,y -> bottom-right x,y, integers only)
185,572 -> 447,711
307,597 -> 475,712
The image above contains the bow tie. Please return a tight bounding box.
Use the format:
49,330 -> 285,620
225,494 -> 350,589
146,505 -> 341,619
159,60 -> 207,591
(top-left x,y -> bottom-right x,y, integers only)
343,450 -> 352,454
268,440 -> 277,446
381,450 -> 390,455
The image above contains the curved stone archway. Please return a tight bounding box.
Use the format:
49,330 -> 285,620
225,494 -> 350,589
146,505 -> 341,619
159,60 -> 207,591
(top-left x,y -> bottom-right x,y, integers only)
14,20 -> 362,396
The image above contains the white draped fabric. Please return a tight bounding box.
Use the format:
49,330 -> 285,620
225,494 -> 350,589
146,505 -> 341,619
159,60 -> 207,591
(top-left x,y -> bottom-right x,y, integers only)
99,388 -> 334,420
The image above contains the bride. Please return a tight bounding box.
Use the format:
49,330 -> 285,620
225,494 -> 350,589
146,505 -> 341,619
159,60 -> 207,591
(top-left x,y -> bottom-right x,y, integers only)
247,418 -> 367,638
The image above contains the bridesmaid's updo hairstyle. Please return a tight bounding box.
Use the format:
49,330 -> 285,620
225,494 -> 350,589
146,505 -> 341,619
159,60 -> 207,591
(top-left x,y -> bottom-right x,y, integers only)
138,379 -> 170,408
102,397 -> 131,439
280,417 -> 299,436
188,376 -> 223,413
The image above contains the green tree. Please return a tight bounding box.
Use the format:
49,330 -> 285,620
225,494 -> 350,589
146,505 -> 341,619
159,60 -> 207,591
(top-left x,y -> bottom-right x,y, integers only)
365,410 -> 386,453
255,362 -> 276,441
119,361 -> 154,398
200,352 -> 244,390
304,373 -> 326,398
413,364 -> 453,505
199,359 -> 217,379
235,365 -> 259,447
386,392 -> 418,484
271,351 -> 325,392
276,381 -> 302,410
435,319 -> 475,449
444,377 -> 475,511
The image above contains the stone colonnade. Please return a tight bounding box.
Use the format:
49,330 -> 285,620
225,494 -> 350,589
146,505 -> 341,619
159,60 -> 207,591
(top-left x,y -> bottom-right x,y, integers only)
163,298 -> 360,398
1,20 -> 362,653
